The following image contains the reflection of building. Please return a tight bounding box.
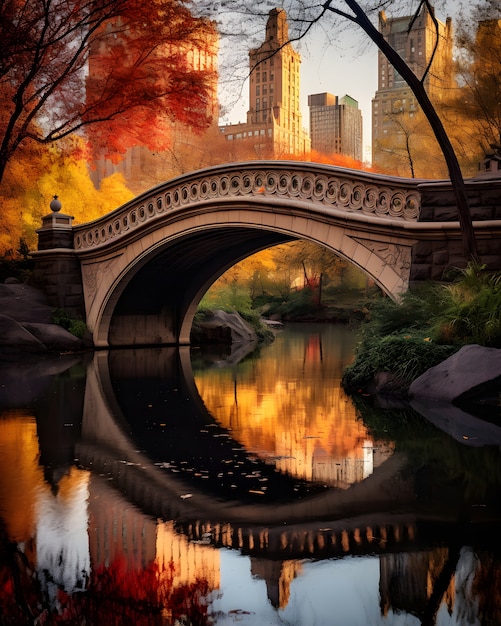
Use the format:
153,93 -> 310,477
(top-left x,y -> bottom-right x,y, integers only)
87,475 -> 220,591
371,3 -> 454,167
379,549 -> 455,617
220,8 -> 310,158
308,92 -> 363,161
251,558 -> 302,609
195,366 -> 394,490
156,520 -> 220,591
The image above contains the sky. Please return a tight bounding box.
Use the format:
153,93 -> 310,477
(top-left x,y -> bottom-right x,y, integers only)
217,1 -> 462,163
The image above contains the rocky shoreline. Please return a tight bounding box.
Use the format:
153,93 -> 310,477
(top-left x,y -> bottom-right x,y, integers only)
0,280 -> 86,354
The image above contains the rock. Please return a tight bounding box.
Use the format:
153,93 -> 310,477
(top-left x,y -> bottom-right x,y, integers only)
0,282 -> 52,323
408,344 -> 501,402
23,322 -> 83,352
0,314 -> 48,351
194,310 -> 258,344
0,282 -> 86,352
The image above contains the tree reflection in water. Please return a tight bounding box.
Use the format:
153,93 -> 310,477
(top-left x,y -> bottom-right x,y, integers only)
0,324 -> 499,625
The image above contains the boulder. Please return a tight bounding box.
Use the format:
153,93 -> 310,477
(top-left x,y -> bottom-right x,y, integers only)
0,282 -> 85,353
194,310 -> 258,344
408,344 -> 501,402
0,314 -> 47,351
23,322 -> 83,352
0,282 -> 52,323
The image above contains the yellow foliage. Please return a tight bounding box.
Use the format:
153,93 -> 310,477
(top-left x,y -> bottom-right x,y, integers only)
0,140 -> 134,256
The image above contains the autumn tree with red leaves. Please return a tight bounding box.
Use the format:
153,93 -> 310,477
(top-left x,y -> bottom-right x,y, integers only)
0,0 -> 217,189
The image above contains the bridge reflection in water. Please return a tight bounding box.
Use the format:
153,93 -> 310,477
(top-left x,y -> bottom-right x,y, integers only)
0,327 -> 500,624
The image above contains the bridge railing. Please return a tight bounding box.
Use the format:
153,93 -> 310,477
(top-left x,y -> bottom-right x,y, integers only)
73,161 -> 423,251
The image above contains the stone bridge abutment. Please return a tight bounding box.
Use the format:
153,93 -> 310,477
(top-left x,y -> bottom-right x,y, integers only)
31,161 -> 501,348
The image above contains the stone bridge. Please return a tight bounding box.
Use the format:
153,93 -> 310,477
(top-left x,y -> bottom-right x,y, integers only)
32,161 -> 501,347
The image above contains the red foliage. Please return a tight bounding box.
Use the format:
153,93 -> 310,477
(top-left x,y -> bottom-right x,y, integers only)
0,548 -> 211,626
0,0 -> 217,184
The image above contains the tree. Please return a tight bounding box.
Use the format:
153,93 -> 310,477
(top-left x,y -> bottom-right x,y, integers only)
0,137 -> 134,256
374,105 -> 450,178
198,0 -> 479,261
0,0 -> 217,190
453,8 -> 501,162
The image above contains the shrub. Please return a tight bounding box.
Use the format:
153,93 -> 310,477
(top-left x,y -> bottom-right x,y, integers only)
431,264 -> 501,347
342,332 -> 456,392
342,263 -> 501,394
51,308 -> 87,339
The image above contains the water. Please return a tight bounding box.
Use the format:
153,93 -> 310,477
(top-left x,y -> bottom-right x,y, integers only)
0,323 -> 500,625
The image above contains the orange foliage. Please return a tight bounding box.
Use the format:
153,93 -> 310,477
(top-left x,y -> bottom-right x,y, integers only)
306,150 -> 375,172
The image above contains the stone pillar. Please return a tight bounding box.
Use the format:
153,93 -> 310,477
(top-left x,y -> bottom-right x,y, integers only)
31,196 -> 86,319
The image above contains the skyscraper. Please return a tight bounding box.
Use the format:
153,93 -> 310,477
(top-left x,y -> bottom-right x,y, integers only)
308,93 -> 363,162
220,8 -> 310,158
371,3 -> 454,168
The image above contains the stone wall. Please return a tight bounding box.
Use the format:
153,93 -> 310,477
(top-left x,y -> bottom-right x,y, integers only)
410,178 -> 501,282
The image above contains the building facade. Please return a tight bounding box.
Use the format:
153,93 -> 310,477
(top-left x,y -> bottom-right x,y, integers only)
371,3 -> 454,168
220,8 -> 310,158
308,93 -> 363,161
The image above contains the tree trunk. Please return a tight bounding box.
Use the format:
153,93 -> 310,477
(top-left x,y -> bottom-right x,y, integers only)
340,0 -> 478,261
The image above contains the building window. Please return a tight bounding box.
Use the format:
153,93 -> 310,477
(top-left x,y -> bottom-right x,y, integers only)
256,86 -> 260,96
262,71 -> 267,82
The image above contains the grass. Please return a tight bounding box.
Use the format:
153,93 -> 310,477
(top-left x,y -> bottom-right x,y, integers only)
342,263 -> 501,393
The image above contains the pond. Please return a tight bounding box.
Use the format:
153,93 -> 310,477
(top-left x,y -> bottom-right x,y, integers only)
0,323 -> 500,625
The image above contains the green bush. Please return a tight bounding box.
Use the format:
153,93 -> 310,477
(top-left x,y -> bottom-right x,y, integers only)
431,264 -> 501,347
51,308 -> 87,339
342,332 -> 456,392
342,263 -> 501,393
263,288 -> 320,319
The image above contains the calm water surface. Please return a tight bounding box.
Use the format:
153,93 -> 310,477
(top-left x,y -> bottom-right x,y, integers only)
0,323 -> 500,625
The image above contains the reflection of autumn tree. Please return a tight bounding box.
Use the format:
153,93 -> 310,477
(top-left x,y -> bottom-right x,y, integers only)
194,328 -> 385,487
0,545 -> 211,626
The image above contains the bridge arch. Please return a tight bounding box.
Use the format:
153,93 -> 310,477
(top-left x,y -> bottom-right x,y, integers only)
75,162 -> 422,347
